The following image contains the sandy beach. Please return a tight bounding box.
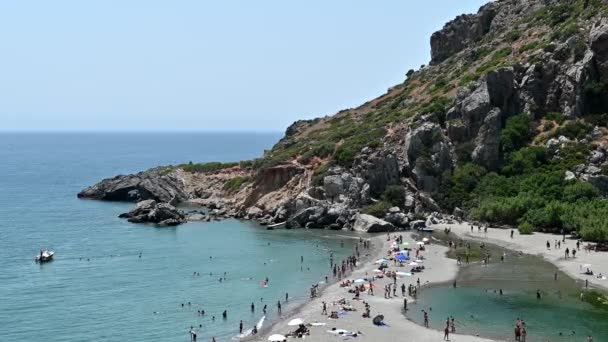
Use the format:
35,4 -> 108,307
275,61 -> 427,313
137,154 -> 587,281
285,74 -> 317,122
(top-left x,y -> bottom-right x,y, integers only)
254,233 -> 499,342
436,222 -> 608,291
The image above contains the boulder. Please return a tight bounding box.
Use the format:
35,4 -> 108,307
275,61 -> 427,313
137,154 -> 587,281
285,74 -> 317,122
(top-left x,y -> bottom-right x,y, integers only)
78,167 -> 188,204
119,200 -> 186,226
353,214 -> 395,233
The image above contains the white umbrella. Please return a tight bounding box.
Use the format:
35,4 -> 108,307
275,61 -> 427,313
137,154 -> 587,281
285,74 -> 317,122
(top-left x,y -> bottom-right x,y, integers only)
416,241 -> 425,245
408,262 -> 419,266
353,278 -> 365,283
288,318 -> 304,326
268,334 -> 287,341
422,237 -> 429,242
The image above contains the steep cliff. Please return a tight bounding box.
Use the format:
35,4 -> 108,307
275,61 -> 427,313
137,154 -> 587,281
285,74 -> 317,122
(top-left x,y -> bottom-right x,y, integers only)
80,0 -> 608,239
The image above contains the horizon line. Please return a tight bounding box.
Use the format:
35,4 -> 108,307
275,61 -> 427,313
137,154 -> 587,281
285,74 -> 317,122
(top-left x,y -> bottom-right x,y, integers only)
0,129 -> 284,134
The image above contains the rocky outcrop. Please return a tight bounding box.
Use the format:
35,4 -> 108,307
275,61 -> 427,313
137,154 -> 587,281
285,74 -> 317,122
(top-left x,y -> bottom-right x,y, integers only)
78,167 -> 188,204
353,214 -> 395,233
118,199 -> 186,226
404,123 -> 453,192
430,0 -> 548,64
471,108 -> 502,169
591,18 -> 608,81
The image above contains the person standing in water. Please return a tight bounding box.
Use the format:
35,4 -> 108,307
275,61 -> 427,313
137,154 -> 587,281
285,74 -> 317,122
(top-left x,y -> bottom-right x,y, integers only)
239,320 -> 243,334
423,310 -> 429,328
277,301 -> 282,314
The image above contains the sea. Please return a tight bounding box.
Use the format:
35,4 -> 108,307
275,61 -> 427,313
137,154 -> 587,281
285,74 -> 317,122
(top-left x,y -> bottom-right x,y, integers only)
0,132 -> 359,342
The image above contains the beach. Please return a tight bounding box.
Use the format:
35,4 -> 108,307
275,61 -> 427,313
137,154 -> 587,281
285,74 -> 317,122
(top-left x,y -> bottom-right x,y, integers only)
255,233 -> 498,342
437,223 -> 608,291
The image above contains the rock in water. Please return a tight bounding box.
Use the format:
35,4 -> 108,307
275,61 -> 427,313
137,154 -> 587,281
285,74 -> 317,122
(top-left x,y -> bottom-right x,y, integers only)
353,214 -> 395,233
119,199 -> 186,226
77,167 -> 188,204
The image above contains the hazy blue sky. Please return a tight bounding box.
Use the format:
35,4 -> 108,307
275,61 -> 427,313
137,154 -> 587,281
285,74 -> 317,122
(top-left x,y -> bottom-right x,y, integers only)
0,0 -> 489,132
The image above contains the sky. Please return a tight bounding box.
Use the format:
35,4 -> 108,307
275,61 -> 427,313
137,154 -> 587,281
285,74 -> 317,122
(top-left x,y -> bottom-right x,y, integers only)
0,0 -> 489,132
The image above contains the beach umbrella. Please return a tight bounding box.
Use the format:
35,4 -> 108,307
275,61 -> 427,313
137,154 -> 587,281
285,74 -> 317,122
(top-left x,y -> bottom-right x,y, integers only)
354,278 -> 365,283
416,241 -> 425,245
422,237 -> 429,242
268,334 -> 286,341
408,262 -> 419,266
288,318 -> 304,326
395,254 -> 407,261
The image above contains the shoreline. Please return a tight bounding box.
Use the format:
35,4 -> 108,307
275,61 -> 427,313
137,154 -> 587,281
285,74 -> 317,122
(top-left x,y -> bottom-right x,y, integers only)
244,234 -> 382,342
434,222 -> 608,292
254,231 -> 498,342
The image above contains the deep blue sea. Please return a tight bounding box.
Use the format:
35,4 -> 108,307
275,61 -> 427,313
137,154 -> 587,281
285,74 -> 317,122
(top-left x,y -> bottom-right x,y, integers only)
0,133 -> 358,341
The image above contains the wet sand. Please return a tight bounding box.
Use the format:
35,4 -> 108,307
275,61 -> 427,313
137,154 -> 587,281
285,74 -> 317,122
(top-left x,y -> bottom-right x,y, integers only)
436,222 -> 608,291
254,233 -> 498,342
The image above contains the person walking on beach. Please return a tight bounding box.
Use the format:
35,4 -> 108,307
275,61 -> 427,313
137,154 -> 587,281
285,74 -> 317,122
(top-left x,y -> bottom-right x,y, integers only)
573,249 -> 576,258
322,301 -> 327,315
401,283 -> 406,296
451,316 -> 455,333
510,230 -> 514,238
565,248 -> 570,259
403,298 -> 407,311
423,310 -> 429,328
444,322 -> 450,340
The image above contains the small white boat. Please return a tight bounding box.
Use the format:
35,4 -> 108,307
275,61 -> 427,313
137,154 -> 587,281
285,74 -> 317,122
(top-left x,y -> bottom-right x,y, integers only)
35,250 -> 54,263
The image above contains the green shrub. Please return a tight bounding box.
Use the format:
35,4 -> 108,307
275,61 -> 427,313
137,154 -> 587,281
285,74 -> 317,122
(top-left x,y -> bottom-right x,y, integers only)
500,113 -> 532,154
181,161 -> 239,173
519,41 -> 540,53
544,112 -> 565,124
554,120 -> 592,140
518,222 -> 534,235
507,30 -> 521,42
382,185 -> 406,208
362,201 -> 391,218
223,176 -> 250,191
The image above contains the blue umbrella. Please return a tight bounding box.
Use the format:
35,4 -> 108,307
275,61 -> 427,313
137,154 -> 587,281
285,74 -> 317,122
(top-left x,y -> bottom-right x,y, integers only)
395,254 -> 407,261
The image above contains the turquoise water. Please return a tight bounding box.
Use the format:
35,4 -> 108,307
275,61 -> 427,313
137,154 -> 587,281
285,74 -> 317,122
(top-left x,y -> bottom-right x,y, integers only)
408,242 -> 608,341
0,133 -> 358,341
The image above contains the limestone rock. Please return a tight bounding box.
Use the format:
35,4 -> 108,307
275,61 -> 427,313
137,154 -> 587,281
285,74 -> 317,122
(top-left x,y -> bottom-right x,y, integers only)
78,167 -> 188,204
119,199 -> 186,226
471,108 -> 502,169
353,214 -> 395,233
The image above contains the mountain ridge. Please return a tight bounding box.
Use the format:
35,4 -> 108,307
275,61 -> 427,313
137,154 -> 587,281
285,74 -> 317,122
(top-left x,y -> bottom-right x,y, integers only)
79,0 -> 608,240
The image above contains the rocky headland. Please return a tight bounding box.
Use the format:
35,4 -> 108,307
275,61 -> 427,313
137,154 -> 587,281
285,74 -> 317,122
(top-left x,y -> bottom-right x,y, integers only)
80,0 -> 608,238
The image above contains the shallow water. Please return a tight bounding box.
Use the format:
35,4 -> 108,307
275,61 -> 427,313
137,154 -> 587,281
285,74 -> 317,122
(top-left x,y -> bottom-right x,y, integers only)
408,238 -> 608,341
0,133 -> 360,341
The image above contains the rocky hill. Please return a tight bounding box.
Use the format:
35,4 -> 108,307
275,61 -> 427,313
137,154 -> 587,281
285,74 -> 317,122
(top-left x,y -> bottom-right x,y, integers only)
79,0 -> 608,240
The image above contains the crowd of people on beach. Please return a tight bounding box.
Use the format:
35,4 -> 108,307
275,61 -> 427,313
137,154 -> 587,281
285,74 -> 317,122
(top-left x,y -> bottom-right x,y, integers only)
182,224 -> 607,342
